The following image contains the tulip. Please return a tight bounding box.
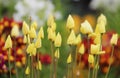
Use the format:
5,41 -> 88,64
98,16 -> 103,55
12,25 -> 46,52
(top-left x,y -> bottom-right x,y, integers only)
29,27 -> 37,39
97,14 -> 107,26
95,22 -> 106,34
110,34 -> 118,45
22,21 -> 29,35
67,54 -> 72,64
36,61 -> 42,70
54,32 -> 62,47
35,38 -> 41,48
31,21 -> 37,30
94,34 -> 101,44
47,15 -> 54,27
54,48 -> 60,59
25,66 -> 30,75
88,54 -> 94,63
38,27 -> 44,39
90,44 -> 100,54
66,15 -> 74,30
26,43 -> 36,56
11,25 -> 20,37
48,28 -> 56,41
74,34 -> 82,45
4,35 -> 12,49
78,44 -> 85,55
23,35 -> 27,44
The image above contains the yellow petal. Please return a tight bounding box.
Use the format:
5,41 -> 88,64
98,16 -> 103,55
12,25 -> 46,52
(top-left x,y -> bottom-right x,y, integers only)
90,44 -> 100,54
31,21 -> 37,30
67,30 -> 76,45
23,35 -> 27,44
94,34 -> 101,44
67,54 -> 72,64
97,14 -> 107,26
36,61 -> 42,70
48,28 -> 56,41
54,32 -> 62,47
11,25 -> 20,37
29,27 -> 37,39
74,34 -> 82,45
54,48 -> 60,59
47,15 -> 54,27
38,26 -> 44,39
80,20 -> 93,34
110,34 -> 118,45
78,44 -> 85,55
4,35 -> 12,49
95,22 -> 106,34
35,38 -> 41,48
66,15 -> 74,30
25,66 -> 30,75
51,22 -> 56,31
22,21 -> 29,35
88,54 -> 94,63
26,43 -> 36,56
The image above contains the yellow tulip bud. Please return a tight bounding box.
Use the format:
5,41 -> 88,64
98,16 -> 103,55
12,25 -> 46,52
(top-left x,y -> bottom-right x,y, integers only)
38,27 -> 44,39
54,48 -> 60,59
47,15 -> 54,27
29,27 -> 37,38
23,35 -> 27,44
88,54 -> 94,63
11,25 -> 20,37
78,44 -> 85,55
66,15 -> 74,30
51,22 -> 56,31
90,44 -> 100,54
54,32 -> 62,47
74,34 -> 82,45
25,66 -> 30,75
95,22 -> 106,34
26,43 -> 36,56
80,20 -> 93,34
22,21 -> 29,35
35,38 -> 41,48
36,61 -> 42,70
67,30 -> 76,45
48,28 -> 56,41
4,35 -> 12,49
31,21 -> 37,30
97,14 -> 107,26
67,54 -> 72,64
94,34 -> 101,44
110,34 -> 118,45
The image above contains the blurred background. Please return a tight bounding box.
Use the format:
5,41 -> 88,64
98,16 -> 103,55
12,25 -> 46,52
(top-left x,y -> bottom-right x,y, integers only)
1,0 -> 120,78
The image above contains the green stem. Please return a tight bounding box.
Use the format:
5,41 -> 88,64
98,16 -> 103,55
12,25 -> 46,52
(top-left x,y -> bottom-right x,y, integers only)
105,45 -> 114,78
31,56 -> 34,78
8,48 -> 12,78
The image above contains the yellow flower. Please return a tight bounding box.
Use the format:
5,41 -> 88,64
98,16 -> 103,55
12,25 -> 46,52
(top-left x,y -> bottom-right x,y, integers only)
80,20 -> 93,34
97,14 -> 107,26
110,34 -> 118,45
94,34 -> 101,44
54,32 -> 62,47
88,54 -> 94,63
35,38 -> 41,48
67,30 -> 76,45
11,25 -> 20,37
29,27 -> 37,39
90,44 -> 100,54
95,22 -> 106,34
23,35 -> 27,44
47,15 -> 54,27
4,35 -> 12,49
66,15 -> 74,30
47,28 -> 56,41
31,21 -> 37,30
78,44 -> 85,55
22,21 -> 29,35
25,66 -> 30,75
26,43 -> 36,56
74,34 -> 82,45
51,22 -> 56,31
36,61 -> 42,71
38,27 -> 44,39
67,54 -> 72,64
54,48 -> 60,59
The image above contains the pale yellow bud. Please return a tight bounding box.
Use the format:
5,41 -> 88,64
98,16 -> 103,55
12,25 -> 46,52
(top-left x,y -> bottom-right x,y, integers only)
22,21 -> 29,35
66,15 -> 74,30
88,54 -> 94,63
25,66 -> 30,75
38,27 -> 44,39
35,38 -> 41,48
94,34 -> 101,44
67,54 -> 72,64
47,15 -> 54,27
95,22 -> 106,34
36,61 -> 42,70
51,22 -> 56,31
4,35 -> 12,49
23,35 -> 27,44
74,34 -> 82,45
26,43 -> 36,56
80,20 -> 93,34
78,44 -> 85,54
54,32 -> 62,47
54,48 -> 60,59
97,14 -> 107,26
29,27 -> 37,39
31,21 -> 37,30
110,34 -> 118,45
67,30 -> 76,45
48,28 -> 56,41
11,25 -> 19,37
90,44 -> 100,54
